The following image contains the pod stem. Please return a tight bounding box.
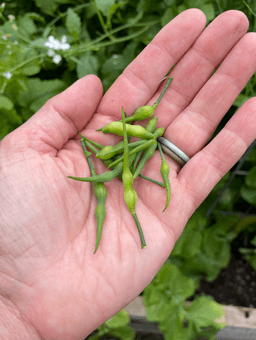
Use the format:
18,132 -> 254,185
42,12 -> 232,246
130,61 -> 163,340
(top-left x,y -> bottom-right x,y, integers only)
132,212 -> 146,248
154,77 -> 173,107
138,173 -> 165,188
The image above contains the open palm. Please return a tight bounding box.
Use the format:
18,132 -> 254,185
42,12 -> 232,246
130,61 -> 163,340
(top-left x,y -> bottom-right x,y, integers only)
1,9 -> 256,340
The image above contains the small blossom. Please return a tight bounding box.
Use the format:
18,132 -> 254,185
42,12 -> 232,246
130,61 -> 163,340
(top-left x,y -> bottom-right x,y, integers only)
47,49 -> 55,57
44,35 -> 70,51
12,24 -> 18,30
113,54 -> 118,58
14,40 -> 18,45
8,14 -> 15,21
2,35 -> 7,40
1,3 -> 5,8
53,54 -> 62,64
3,72 -> 12,79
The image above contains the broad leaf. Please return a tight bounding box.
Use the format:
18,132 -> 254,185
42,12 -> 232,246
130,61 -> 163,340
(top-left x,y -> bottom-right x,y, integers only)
66,8 -> 81,40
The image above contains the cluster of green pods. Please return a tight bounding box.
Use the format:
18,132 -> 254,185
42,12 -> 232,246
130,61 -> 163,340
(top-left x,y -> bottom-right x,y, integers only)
68,77 -> 172,252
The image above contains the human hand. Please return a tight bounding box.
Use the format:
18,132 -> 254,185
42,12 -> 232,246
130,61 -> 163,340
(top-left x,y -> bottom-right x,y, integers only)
1,9 -> 256,340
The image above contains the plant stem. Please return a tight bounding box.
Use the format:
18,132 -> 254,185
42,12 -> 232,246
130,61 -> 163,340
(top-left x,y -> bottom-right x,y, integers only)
154,77 -> 173,107
72,26 -> 150,55
132,212 -> 146,248
138,174 -> 165,188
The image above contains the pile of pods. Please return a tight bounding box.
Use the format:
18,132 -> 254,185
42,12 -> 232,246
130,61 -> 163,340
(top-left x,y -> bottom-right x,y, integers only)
68,77 -> 172,253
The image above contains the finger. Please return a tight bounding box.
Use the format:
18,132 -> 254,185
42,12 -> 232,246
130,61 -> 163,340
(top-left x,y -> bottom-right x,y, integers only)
165,31 -> 256,157
155,10 -> 249,127
17,75 -> 103,153
180,97 -> 256,213
97,9 -> 206,119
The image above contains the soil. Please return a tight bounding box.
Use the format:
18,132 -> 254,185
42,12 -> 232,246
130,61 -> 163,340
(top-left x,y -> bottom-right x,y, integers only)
195,233 -> 256,308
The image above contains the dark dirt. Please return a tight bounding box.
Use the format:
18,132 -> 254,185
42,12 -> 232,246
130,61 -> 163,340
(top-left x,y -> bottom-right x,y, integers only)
195,235 -> 256,308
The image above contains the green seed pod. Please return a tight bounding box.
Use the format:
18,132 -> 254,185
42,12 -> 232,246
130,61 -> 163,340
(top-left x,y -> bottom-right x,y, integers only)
96,140 -> 146,160
158,142 -> 171,212
153,127 -> 165,138
96,143 -> 124,160
132,128 -> 164,179
77,140 -> 107,253
108,138 -> 156,169
124,105 -> 156,123
133,142 -> 157,179
132,117 -> 158,174
93,182 -> 107,253
145,116 -> 158,133
121,107 -> 146,248
122,77 -> 173,123
68,161 -> 124,183
96,122 -> 155,139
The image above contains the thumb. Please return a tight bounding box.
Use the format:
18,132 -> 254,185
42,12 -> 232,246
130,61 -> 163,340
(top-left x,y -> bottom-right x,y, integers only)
16,75 -> 103,153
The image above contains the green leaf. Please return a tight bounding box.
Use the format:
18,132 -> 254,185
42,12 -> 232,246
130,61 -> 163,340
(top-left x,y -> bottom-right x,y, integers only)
109,326 -> 135,340
34,0 -> 70,16
172,211 -> 207,258
106,310 -> 130,328
0,95 -> 14,111
66,8 -> 81,40
245,166 -> 256,188
95,0 -> 116,16
21,50 -> 41,76
251,236 -> 256,247
143,263 -> 196,322
180,252 -> 224,282
18,78 -> 66,113
161,7 -> 177,26
186,296 -> 225,330
18,14 -> 37,36
76,54 -> 99,78
164,0 -> 175,5
241,185 -> 256,205
0,96 -> 22,139
233,93 -> 250,108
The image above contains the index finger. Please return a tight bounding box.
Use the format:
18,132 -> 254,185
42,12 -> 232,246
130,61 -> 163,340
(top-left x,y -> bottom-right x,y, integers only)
97,9 -> 206,119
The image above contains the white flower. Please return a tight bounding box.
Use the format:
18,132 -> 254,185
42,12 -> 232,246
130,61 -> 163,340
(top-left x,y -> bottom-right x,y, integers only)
47,49 -> 55,57
2,35 -> 7,40
8,14 -> 15,21
44,35 -> 70,64
14,40 -> 18,45
1,3 -> 5,8
53,54 -> 62,64
60,42 -> 70,51
44,35 -> 70,51
3,72 -> 12,79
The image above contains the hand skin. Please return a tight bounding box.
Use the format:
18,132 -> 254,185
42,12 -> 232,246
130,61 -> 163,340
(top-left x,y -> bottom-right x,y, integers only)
1,8 -> 256,340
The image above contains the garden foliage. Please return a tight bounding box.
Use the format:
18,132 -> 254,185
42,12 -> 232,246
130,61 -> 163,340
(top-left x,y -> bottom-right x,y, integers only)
1,1 -> 256,339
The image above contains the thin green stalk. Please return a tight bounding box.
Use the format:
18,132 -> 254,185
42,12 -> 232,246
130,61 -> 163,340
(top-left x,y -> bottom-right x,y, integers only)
8,53 -> 46,73
79,133 -> 104,150
158,143 -> 171,212
122,107 -> 146,248
43,3 -> 92,38
132,212 -> 146,248
69,24 -> 152,56
81,139 -> 107,253
138,174 -> 165,188
90,0 -> 112,40
154,77 -> 173,106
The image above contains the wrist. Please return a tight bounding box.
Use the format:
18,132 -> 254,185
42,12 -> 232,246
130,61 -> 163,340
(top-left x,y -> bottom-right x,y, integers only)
0,298 -> 41,340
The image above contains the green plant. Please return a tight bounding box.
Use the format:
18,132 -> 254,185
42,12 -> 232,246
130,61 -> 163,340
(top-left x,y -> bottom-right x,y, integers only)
143,262 -> 225,340
87,309 -> 135,340
2,1 -> 256,340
